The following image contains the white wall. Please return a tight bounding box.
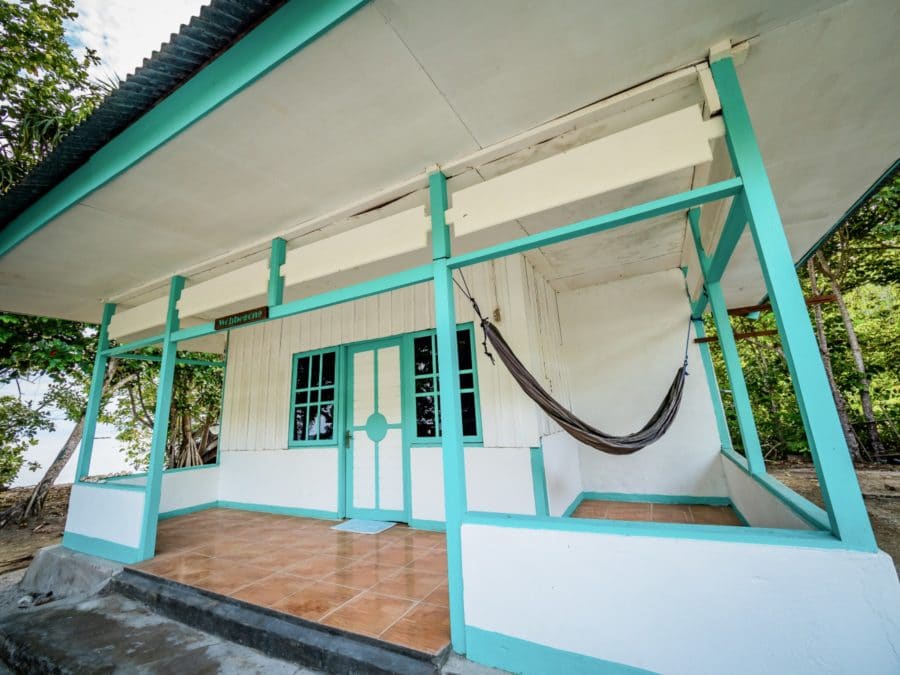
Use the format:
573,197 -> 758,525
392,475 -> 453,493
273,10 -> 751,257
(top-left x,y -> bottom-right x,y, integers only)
540,431 -> 583,516
159,467 -> 220,514
462,523 -> 900,675
217,449 -> 338,513
65,484 -> 145,548
722,457 -> 813,530
557,269 -> 727,497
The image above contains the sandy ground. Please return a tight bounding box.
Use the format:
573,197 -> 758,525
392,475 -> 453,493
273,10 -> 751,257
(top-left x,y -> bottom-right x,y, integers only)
0,468 -> 897,573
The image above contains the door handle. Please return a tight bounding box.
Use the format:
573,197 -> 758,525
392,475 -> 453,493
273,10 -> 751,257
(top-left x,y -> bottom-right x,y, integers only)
345,429 -> 352,447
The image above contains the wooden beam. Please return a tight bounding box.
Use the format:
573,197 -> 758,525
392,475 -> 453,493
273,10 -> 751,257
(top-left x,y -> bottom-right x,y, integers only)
728,294 -> 835,317
695,329 -> 778,344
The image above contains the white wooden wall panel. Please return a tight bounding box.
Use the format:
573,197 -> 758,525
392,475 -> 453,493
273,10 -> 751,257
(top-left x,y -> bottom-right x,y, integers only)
221,257 -> 546,451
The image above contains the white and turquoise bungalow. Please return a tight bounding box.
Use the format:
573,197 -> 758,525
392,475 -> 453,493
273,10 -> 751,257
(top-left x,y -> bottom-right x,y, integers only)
1,1 -> 898,672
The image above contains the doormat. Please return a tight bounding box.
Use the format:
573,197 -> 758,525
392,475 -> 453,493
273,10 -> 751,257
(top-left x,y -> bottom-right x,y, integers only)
332,519 -> 396,535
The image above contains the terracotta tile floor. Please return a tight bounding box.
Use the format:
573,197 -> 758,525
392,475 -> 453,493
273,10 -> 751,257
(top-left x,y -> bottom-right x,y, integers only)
572,499 -> 744,526
132,509 -> 450,655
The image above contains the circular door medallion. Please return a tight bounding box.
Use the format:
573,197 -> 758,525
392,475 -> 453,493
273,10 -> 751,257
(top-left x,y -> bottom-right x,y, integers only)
365,412 -> 388,442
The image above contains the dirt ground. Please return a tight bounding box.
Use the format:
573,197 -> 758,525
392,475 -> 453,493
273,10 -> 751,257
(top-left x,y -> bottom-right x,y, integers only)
0,469 -> 897,573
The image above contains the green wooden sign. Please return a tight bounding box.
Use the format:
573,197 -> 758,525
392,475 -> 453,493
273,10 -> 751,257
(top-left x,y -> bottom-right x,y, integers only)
214,306 -> 268,331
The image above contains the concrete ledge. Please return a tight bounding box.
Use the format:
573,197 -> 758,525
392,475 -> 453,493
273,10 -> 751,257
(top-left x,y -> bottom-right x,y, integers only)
21,545 -> 122,599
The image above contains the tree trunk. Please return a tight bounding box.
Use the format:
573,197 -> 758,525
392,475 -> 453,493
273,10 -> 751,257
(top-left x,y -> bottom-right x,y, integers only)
20,416 -> 85,520
815,252 -> 885,458
807,259 -> 862,460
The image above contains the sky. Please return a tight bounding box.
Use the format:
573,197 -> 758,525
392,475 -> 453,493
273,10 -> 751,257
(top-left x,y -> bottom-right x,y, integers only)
9,2 -> 208,488
67,0 -> 207,82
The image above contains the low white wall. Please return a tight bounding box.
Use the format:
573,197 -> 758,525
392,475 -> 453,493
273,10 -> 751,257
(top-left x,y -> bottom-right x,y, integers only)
159,467 -> 220,514
65,483 -> 145,548
462,523 -> 900,674
721,457 -> 813,530
540,431 -> 583,516
557,269 -> 727,498
410,447 -> 537,522
217,449 -> 339,513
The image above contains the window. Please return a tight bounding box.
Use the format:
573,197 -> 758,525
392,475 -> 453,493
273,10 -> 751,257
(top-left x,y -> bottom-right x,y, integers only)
290,349 -> 337,444
411,326 -> 480,441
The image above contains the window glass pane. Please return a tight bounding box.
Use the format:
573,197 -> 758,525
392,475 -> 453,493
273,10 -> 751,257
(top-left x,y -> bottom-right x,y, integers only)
416,395 -> 437,437
296,356 -> 310,389
309,354 -> 321,387
415,378 -> 434,393
295,390 -> 308,405
307,404 -> 320,440
321,351 -> 336,386
461,392 -> 478,437
319,403 -> 334,440
460,372 -> 474,389
309,389 -> 319,403
414,336 -> 433,375
293,407 -> 307,441
320,387 -> 335,403
457,329 -> 473,370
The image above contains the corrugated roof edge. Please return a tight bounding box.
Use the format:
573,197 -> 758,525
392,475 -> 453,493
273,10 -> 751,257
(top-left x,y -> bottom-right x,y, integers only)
0,0 -> 285,228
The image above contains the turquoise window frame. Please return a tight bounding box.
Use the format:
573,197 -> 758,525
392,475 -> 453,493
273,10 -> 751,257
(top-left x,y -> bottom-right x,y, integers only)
406,323 -> 483,446
288,346 -> 341,448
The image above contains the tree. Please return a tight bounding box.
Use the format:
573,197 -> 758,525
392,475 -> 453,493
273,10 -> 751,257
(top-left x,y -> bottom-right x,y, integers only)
0,0 -> 107,192
0,396 -> 48,489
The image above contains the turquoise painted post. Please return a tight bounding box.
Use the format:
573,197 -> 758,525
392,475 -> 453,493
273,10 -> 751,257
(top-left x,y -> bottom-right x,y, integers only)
530,447 -> 550,517
74,303 -> 116,480
692,319 -> 733,451
711,56 -> 875,550
268,237 -> 286,307
688,209 -> 764,471
138,276 -> 184,560
430,170 -> 468,652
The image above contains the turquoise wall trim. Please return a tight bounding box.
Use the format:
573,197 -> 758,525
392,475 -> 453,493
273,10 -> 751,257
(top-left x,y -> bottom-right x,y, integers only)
721,447 -> 830,530
529,447 -> 549,517
431,170 -> 467,653
74,303 -> 115,480
74,480 -> 145,492
138,276 -> 184,560
268,237 -> 287,307
0,0 -> 368,259
62,531 -> 145,564
463,511 -> 844,550
712,56 -> 876,551
465,626 -> 657,675
217,500 -> 339,520
581,492 -> 731,506
409,518 -> 446,532
448,178 -> 742,270
158,501 -> 219,520
563,492 -> 583,518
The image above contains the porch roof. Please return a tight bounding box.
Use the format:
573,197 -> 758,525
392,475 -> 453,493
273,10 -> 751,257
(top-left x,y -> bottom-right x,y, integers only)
0,0 -> 897,326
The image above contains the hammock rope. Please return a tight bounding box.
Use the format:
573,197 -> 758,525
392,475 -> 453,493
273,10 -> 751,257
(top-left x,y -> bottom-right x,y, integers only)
452,271 -> 692,455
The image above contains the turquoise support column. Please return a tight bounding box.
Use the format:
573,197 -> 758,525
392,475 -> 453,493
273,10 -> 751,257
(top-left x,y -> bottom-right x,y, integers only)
692,319 -> 733,451
712,56 -> 875,550
530,447 -> 550,516
688,209 -> 763,471
138,276 -> 184,560
74,303 -> 116,480
268,237 -> 286,307
430,170 -> 468,652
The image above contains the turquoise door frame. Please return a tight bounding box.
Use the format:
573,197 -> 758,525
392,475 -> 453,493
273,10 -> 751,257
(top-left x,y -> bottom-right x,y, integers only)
344,336 -> 409,522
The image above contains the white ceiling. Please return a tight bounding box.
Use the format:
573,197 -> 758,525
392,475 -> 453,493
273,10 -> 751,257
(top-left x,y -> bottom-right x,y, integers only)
1,0 -> 897,325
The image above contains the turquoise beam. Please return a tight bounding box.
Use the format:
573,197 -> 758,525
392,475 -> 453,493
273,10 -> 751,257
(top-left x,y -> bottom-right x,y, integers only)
692,319 -> 733,451
430,171 -> 468,653
138,276 -> 184,560
705,198 -> 747,282
268,238 -> 286,307
114,353 -> 224,367
448,178 -> 742,270
712,56 -> 875,550
103,333 -> 164,356
74,303 -> 116,481
530,447 -> 550,517
0,0 -> 368,259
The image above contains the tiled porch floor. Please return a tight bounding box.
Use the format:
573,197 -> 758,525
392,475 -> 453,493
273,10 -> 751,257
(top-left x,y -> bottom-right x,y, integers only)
572,499 -> 745,525
132,509 -> 450,655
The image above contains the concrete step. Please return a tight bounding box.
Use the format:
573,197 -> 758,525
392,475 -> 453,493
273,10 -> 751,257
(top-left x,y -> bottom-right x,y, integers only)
111,568 -> 447,675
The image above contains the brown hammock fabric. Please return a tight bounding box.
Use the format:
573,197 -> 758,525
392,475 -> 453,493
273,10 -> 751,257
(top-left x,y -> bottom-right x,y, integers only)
479,319 -> 688,454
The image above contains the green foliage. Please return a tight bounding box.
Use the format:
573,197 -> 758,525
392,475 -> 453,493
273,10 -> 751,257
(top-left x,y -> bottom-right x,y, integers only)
0,0 -> 107,192
0,396 -> 50,489
711,171 -> 899,460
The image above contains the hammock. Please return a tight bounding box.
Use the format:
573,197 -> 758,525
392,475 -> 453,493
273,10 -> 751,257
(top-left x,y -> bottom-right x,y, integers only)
454,274 -> 691,455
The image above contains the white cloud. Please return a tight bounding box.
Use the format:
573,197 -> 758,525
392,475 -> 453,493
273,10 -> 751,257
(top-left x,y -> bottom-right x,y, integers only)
69,0 -> 207,82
